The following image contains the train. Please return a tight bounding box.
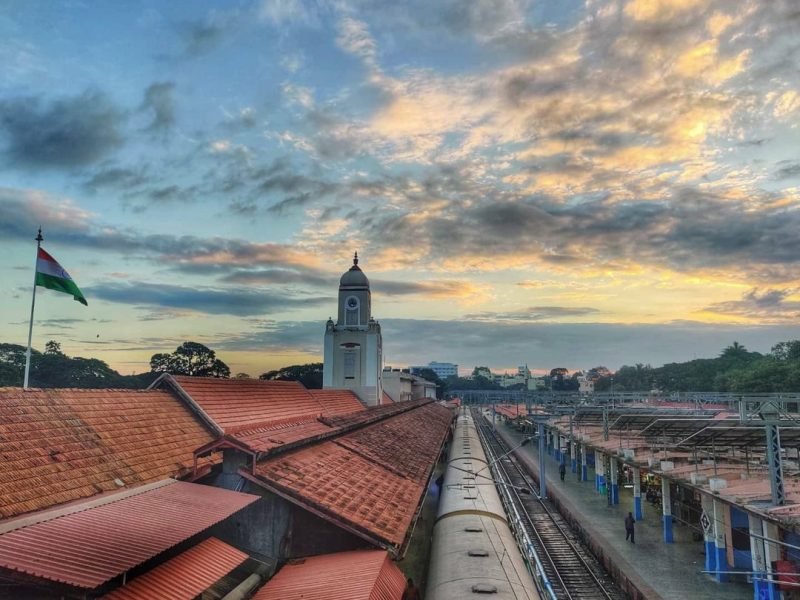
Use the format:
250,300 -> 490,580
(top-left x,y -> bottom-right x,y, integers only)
426,407 -> 541,599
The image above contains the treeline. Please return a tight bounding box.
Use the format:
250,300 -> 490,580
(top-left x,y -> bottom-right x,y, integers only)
596,341 -> 800,393
0,339 -> 325,390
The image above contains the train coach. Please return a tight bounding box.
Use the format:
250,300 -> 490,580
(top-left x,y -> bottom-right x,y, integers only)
426,408 -> 541,599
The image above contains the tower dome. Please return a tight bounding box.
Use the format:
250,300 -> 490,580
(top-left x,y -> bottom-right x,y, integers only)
339,252 -> 370,289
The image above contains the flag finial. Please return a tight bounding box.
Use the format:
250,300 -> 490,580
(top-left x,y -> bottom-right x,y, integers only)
35,227 -> 43,243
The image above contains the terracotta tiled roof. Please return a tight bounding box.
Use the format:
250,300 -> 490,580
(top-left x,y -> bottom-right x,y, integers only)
381,391 -> 395,404
162,376 -> 364,434
253,550 -> 406,600
320,399 -> 427,429
233,419 -> 335,453
167,376 -> 320,433
101,537 -> 248,600
0,480 -> 258,589
0,387 -> 216,519
253,441 -> 422,547
335,403 -> 452,482
308,389 -> 365,414
249,402 -> 453,551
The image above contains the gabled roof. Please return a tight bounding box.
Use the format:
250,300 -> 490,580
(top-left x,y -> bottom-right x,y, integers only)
101,537 -> 248,600
0,387 -> 216,520
154,376 -> 364,434
246,402 -> 453,552
309,389 -> 366,415
253,550 -> 405,600
0,479 -> 258,589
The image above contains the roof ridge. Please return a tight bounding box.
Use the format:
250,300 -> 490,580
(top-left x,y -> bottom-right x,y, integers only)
150,373 -> 224,436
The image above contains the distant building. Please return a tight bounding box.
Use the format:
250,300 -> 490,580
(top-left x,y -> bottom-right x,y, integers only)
578,373 -> 595,394
410,361 -> 458,379
383,369 -> 438,401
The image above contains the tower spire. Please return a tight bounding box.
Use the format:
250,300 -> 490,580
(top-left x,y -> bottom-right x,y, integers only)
353,251 -> 359,266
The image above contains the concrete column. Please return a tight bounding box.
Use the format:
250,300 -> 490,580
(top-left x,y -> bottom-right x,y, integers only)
632,467 -> 643,520
701,494 -> 715,573
761,520 -> 780,600
749,514 -> 768,599
610,457 -> 619,504
662,477 -> 673,543
581,444 -> 588,481
712,498 -> 727,581
570,437 -> 577,473
596,452 -> 605,493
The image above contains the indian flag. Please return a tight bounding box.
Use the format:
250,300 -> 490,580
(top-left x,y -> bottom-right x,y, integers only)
35,248 -> 88,306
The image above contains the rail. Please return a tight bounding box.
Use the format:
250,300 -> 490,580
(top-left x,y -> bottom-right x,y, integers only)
473,408 -> 622,600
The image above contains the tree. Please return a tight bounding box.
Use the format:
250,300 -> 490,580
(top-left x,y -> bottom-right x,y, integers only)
44,340 -> 64,356
260,363 -> 323,389
549,367 -> 569,391
149,342 -> 230,378
772,341 -> 800,362
416,367 -> 447,399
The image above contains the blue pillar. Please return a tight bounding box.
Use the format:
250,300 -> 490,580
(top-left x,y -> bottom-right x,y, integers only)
704,541 -> 716,572
713,498 -> 727,582
538,421 -> 547,499
610,459 -> 619,505
571,456 -> 577,473
662,478 -> 673,543
633,467 -> 643,520
715,546 -> 727,582
581,446 -> 588,481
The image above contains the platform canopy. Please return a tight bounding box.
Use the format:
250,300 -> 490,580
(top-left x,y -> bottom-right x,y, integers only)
676,425 -> 800,448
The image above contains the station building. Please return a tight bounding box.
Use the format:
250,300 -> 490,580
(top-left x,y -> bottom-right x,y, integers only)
0,255 -> 453,599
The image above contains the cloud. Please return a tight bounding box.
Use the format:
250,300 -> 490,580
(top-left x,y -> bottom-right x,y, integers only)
465,306 -> 601,322
84,166 -> 148,191
176,12 -> 241,57
0,90 -> 124,168
775,161 -> 800,180
86,281 -> 330,316
217,317 -> 800,371
704,288 -> 800,322
140,82 -> 176,131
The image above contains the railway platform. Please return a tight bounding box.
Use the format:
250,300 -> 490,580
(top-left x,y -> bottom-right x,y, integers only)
494,423 -> 753,600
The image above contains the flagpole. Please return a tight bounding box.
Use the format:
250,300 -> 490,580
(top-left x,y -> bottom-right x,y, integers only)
23,228 -> 43,390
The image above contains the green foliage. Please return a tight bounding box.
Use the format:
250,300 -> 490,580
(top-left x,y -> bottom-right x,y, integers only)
0,341 -> 154,389
447,374 -> 501,391
260,363 -> 323,389
415,368 -> 447,399
149,342 -> 231,378
594,340 -> 800,393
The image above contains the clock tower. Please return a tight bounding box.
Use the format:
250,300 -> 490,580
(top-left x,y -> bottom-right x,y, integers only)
323,252 -> 383,406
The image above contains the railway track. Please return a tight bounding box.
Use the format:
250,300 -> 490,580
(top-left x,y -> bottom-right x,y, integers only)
473,408 -> 625,600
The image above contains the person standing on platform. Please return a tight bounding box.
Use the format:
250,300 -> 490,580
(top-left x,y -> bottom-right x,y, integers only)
625,512 -> 635,544
403,577 -> 422,600
559,462 -> 566,481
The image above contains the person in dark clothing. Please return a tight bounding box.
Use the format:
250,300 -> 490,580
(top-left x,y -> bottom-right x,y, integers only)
559,462 -> 566,481
403,577 -> 422,600
625,512 -> 635,543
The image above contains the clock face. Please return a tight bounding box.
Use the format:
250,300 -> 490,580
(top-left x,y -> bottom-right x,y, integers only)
346,296 -> 359,309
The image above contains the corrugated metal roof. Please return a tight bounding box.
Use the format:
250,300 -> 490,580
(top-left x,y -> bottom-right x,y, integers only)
252,550 -> 406,600
0,480 -> 258,589
100,537 -> 248,600
0,387 -> 216,519
165,376 -> 363,433
250,402 -> 453,549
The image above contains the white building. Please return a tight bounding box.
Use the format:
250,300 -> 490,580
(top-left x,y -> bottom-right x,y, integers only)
410,361 -> 458,379
323,253 -> 383,406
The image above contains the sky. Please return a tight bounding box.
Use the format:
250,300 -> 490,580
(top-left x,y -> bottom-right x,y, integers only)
1,0 -> 800,377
